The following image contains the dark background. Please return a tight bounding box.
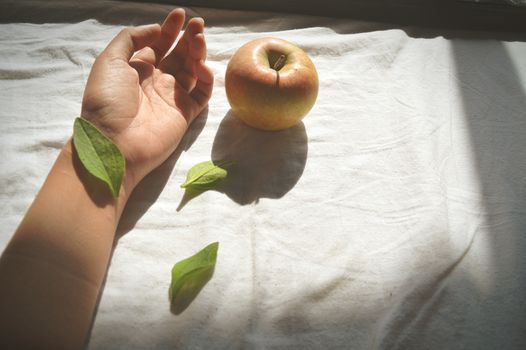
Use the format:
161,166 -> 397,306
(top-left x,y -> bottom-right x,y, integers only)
145,0 -> 526,32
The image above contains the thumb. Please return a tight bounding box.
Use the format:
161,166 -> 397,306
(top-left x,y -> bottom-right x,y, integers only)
102,24 -> 162,62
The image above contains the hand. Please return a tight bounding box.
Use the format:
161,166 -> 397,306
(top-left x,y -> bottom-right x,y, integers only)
81,9 -> 214,193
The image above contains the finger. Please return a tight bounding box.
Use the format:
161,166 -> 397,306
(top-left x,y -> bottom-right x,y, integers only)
190,60 -> 214,108
174,69 -> 196,92
132,8 -> 185,65
175,33 -> 207,91
101,24 -> 162,62
189,33 -> 207,62
158,17 -> 204,75
171,17 -> 205,61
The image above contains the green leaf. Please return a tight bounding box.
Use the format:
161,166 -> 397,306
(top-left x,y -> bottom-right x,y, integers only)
73,117 -> 125,198
169,242 -> 219,305
181,160 -> 233,191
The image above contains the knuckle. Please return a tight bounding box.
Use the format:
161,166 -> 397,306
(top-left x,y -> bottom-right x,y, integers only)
120,27 -> 133,36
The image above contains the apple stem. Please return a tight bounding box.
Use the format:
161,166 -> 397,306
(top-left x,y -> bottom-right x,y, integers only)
273,54 -> 286,71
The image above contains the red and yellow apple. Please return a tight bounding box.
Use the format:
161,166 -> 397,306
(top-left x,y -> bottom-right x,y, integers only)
225,37 -> 318,131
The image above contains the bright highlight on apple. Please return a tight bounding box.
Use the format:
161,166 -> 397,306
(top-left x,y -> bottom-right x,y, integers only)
225,37 -> 319,131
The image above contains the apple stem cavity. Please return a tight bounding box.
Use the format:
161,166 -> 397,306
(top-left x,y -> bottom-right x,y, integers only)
272,54 -> 286,71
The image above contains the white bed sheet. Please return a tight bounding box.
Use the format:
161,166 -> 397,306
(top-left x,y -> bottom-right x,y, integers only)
1,1 -> 525,349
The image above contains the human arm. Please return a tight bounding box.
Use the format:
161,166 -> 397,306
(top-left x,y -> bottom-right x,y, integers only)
0,8 -> 213,349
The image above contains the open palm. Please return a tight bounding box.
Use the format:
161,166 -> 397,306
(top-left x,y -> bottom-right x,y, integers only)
81,9 -> 213,190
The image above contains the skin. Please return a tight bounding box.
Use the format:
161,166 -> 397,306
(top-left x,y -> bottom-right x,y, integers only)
0,9 -> 213,349
225,37 -> 318,130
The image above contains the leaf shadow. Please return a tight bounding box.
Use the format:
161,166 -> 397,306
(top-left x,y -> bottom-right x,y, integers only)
176,188 -> 206,211
169,266 -> 216,315
116,109 -> 208,237
210,110 -> 308,205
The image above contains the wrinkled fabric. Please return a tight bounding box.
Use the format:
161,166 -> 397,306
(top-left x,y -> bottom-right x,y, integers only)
1,1 -> 525,349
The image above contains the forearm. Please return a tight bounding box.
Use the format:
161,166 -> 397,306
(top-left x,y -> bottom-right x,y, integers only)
0,140 -> 131,349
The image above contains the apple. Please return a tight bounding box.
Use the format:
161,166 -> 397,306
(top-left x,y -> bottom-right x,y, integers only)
225,37 -> 318,131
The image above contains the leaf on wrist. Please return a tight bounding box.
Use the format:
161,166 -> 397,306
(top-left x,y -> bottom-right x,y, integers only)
181,160 -> 234,191
73,117 -> 125,198
169,242 -> 219,308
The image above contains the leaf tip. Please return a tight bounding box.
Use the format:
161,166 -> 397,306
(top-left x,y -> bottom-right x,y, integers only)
207,241 -> 219,254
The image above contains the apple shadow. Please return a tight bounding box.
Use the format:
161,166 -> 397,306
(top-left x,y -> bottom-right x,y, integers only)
116,109 -> 208,237
210,110 -> 308,205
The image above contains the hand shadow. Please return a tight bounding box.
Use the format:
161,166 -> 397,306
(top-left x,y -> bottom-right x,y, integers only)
210,110 -> 308,205
116,109 -> 208,237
